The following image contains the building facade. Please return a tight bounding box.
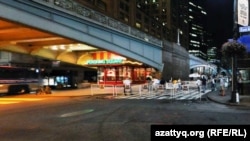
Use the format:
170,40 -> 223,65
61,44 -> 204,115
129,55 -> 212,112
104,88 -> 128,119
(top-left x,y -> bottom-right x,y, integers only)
75,0 -> 190,81
188,0 -> 209,60
0,0 -> 192,86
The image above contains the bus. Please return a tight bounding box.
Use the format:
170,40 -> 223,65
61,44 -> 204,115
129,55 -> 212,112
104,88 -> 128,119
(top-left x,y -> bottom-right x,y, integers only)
0,66 -> 40,95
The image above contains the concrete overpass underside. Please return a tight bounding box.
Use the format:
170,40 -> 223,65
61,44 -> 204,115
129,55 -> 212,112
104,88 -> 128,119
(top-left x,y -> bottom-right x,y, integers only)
0,18 -> 98,66
0,0 -> 163,71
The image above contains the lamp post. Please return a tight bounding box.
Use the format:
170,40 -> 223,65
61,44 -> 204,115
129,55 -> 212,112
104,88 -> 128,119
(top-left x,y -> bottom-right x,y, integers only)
233,0 -> 238,40
177,28 -> 182,46
231,54 -> 238,103
231,0 -> 239,103
230,0 -> 249,102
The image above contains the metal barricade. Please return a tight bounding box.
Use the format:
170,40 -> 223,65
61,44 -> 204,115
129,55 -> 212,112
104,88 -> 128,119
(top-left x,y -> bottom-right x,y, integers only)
114,84 -> 124,97
124,84 -> 132,95
182,84 -> 189,93
165,83 -> 175,99
139,83 -> 153,96
157,84 -> 165,94
90,84 -> 115,96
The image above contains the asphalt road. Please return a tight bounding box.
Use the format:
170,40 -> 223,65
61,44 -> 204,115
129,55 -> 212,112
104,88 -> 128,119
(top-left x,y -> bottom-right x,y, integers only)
0,96 -> 250,141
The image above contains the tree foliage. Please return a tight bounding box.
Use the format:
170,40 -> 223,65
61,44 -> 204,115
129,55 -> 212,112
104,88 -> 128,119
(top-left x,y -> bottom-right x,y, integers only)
221,41 -> 247,58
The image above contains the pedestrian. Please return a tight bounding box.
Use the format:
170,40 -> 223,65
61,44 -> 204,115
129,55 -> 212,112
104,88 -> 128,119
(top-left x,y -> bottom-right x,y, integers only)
196,78 -> 201,92
152,77 -> 160,91
146,74 -> 152,84
145,74 -> 152,91
219,77 -> 225,96
158,77 -> 165,92
160,77 -> 166,85
44,86 -> 52,94
211,76 -> 216,91
237,73 -> 243,95
123,77 -> 132,95
201,75 -> 207,93
177,78 -> 182,90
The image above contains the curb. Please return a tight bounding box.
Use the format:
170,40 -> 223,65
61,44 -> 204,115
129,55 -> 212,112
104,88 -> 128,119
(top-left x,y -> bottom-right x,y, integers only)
206,91 -> 250,107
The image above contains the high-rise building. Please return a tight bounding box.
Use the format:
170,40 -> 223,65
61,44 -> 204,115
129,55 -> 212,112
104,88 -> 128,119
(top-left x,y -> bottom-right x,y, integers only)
135,0 -> 189,50
76,0 -> 212,60
77,0 -> 163,38
207,47 -> 219,63
76,0 -> 190,48
188,0 -> 209,60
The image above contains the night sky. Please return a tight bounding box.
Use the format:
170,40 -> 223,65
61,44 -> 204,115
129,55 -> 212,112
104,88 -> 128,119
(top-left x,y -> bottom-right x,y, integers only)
205,0 -> 234,48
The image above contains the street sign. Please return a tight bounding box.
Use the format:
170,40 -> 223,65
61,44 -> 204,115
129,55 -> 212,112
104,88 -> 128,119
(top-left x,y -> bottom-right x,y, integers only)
238,0 -> 249,26
239,26 -> 250,32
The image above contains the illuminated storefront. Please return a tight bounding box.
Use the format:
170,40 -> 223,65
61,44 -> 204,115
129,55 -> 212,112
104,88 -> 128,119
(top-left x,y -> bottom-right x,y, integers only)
85,51 -> 155,85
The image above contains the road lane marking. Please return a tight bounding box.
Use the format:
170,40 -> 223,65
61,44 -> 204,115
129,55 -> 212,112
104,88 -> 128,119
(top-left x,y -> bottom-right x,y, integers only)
60,109 -> 94,118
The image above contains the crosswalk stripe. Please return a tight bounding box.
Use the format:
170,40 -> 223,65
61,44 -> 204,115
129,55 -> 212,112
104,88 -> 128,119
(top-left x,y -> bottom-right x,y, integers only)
114,89 -> 211,100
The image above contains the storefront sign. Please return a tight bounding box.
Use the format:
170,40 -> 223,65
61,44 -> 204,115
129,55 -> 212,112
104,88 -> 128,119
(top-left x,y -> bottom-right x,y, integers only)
87,59 -> 123,65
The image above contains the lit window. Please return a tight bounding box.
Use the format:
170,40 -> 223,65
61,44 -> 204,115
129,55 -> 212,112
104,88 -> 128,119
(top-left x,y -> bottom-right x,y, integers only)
191,33 -> 197,37
124,17 -> 129,22
136,22 -> 141,28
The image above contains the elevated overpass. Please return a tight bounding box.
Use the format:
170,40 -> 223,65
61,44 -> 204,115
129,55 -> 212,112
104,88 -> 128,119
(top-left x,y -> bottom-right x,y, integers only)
0,0 -> 163,71
189,54 -> 227,77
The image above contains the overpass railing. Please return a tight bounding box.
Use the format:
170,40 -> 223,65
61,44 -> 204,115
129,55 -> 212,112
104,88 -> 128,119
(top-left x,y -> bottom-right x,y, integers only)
31,0 -> 162,47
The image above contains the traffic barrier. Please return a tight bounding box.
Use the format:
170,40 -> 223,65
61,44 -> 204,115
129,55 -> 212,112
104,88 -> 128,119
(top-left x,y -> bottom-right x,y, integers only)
124,84 -> 132,95
182,84 -> 189,93
114,84 -> 125,96
165,83 -> 175,99
139,83 -> 153,96
156,84 -> 165,94
90,84 -> 115,96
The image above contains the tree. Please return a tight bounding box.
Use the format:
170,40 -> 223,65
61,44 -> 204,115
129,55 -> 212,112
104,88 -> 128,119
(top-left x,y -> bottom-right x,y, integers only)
221,41 -> 247,58
221,41 -> 247,103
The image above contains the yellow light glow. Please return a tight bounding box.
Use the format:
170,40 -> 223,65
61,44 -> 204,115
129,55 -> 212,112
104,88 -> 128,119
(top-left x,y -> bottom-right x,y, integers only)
43,43 -> 97,51
0,98 -> 44,101
0,98 -> 44,105
0,101 -> 19,104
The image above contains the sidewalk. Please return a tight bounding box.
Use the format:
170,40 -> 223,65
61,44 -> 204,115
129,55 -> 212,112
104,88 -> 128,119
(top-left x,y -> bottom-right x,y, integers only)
206,86 -> 250,107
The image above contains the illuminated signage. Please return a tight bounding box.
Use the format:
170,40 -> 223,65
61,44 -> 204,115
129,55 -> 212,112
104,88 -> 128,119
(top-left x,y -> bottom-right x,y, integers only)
87,59 -> 123,65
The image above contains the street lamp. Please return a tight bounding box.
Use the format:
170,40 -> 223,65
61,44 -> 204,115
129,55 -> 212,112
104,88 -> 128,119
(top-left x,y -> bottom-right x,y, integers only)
177,28 -> 182,45
222,41 -> 246,103
230,0 -> 248,102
